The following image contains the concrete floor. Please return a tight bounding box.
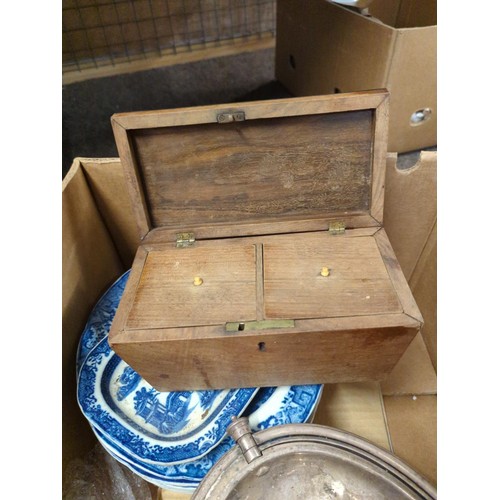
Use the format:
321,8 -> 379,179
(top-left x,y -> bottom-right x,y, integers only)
62,47 -> 434,178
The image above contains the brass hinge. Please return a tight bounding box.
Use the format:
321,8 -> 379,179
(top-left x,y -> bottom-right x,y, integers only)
176,232 -> 195,248
329,221 -> 346,235
217,111 -> 246,123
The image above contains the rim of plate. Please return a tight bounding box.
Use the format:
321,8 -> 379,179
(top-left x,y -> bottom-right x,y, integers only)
78,336 -> 258,465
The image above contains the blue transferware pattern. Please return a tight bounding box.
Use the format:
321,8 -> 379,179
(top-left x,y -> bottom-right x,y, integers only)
89,381 -> 322,487
93,423 -> 231,486
242,386 -> 276,415
78,336 -> 258,465
76,270 -> 130,374
97,434 -> 198,494
245,384 -> 323,430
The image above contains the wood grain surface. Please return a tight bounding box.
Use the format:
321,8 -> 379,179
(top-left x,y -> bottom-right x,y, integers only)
109,230 -> 420,391
375,229 -> 423,323
370,95 -> 389,223
119,231 -> 407,333
141,214 -> 381,244
264,233 -> 401,319
105,91 -> 417,391
112,91 -> 387,129
132,110 -> 373,228
126,245 -> 257,329
112,119 -> 152,239
111,92 -> 389,239
112,318 -> 417,391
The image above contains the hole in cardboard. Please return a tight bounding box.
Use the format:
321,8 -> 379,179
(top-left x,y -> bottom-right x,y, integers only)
258,342 -> 266,352
238,323 -> 245,331
289,54 -> 296,69
410,108 -> 432,126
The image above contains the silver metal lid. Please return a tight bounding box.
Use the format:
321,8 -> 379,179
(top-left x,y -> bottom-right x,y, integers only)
193,419 -> 437,499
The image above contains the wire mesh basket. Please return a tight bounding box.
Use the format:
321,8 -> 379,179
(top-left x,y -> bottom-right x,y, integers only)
63,0 -> 276,77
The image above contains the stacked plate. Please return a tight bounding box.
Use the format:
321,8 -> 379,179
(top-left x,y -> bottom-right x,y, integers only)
77,271 -> 323,493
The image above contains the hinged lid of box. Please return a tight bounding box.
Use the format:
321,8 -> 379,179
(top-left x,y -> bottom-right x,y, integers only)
111,90 -> 389,241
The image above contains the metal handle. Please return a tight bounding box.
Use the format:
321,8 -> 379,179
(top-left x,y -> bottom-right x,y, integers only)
227,417 -> 262,463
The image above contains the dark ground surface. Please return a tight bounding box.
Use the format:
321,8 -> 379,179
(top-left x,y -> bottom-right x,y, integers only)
62,47 -> 433,179
62,48 -> 284,178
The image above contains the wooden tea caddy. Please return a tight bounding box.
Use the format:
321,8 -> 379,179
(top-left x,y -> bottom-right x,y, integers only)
109,90 -> 423,392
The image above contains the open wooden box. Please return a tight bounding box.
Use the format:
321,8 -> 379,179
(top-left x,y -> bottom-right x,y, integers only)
109,90 -> 422,391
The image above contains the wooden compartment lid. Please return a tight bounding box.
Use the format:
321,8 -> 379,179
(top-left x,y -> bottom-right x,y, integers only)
111,90 -> 389,241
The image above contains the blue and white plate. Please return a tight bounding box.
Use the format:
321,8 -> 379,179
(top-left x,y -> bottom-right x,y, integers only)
95,432 -> 197,493
89,382 -> 323,490
78,336 -> 258,465
92,423 -> 231,490
244,384 -> 323,429
76,270 -> 130,377
76,270 -> 130,375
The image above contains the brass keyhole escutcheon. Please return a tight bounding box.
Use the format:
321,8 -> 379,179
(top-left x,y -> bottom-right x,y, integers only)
320,267 -> 330,277
193,276 -> 203,286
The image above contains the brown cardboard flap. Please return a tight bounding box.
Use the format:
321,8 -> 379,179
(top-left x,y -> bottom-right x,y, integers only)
276,1 -> 395,96
369,0 -> 437,28
381,332 -> 436,396
62,159 -> 125,475
112,91 -> 389,240
275,0 -> 436,153
383,395 -> 437,485
394,0 -> 437,28
410,221 -> 437,369
383,151 -> 437,371
313,382 -> 391,451
386,27 -> 437,152
384,151 -> 437,280
81,158 -> 140,268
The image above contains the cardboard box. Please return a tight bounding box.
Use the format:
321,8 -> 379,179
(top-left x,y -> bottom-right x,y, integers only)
275,0 -> 437,153
62,152 -> 437,493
